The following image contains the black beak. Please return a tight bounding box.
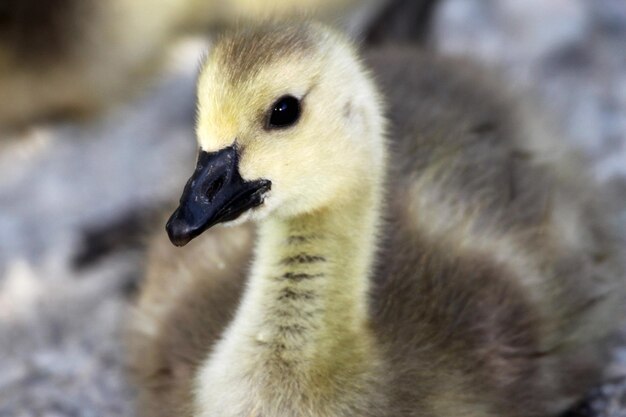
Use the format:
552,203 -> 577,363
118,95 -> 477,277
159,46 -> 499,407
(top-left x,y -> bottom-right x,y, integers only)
166,145 -> 271,247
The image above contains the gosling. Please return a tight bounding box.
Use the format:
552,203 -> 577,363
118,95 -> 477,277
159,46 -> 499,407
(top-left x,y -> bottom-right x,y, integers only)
129,23 -> 625,417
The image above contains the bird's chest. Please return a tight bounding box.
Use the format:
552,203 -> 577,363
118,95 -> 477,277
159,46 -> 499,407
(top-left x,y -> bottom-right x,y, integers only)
192,310 -> 386,417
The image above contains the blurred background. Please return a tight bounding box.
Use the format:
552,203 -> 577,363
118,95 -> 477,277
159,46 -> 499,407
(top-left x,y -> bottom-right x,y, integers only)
1,0 -> 625,415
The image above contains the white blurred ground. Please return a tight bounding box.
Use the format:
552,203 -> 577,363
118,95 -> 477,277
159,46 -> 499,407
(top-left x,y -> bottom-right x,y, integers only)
1,1 -> 625,415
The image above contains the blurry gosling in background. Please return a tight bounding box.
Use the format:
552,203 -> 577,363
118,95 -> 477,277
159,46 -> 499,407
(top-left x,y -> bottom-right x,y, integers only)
0,0 -> 366,129
129,23 -> 625,417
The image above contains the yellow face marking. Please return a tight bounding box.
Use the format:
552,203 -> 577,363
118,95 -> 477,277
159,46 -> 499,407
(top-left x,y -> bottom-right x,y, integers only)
192,23 -> 385,221
196,52 -> 319,152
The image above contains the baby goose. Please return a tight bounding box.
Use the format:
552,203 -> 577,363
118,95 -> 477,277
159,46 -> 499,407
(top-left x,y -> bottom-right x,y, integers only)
129,23 -> 625,417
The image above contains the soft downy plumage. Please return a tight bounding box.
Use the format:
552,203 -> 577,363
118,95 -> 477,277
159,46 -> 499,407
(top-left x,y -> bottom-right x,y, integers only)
128,22 -> 626,417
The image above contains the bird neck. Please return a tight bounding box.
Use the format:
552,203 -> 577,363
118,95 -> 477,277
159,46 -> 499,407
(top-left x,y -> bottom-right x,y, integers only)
195,163 -> 388,415
233,178 -> 383,383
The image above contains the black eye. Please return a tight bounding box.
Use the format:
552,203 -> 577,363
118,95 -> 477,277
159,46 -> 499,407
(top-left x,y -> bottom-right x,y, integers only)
267,95 -> 301,129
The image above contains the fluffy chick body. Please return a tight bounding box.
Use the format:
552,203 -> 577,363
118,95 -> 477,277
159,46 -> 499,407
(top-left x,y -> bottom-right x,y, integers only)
128,24 -> 625,417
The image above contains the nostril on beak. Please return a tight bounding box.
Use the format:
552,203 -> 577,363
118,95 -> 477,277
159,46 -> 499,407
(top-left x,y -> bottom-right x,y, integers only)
205,175 -> 226,202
